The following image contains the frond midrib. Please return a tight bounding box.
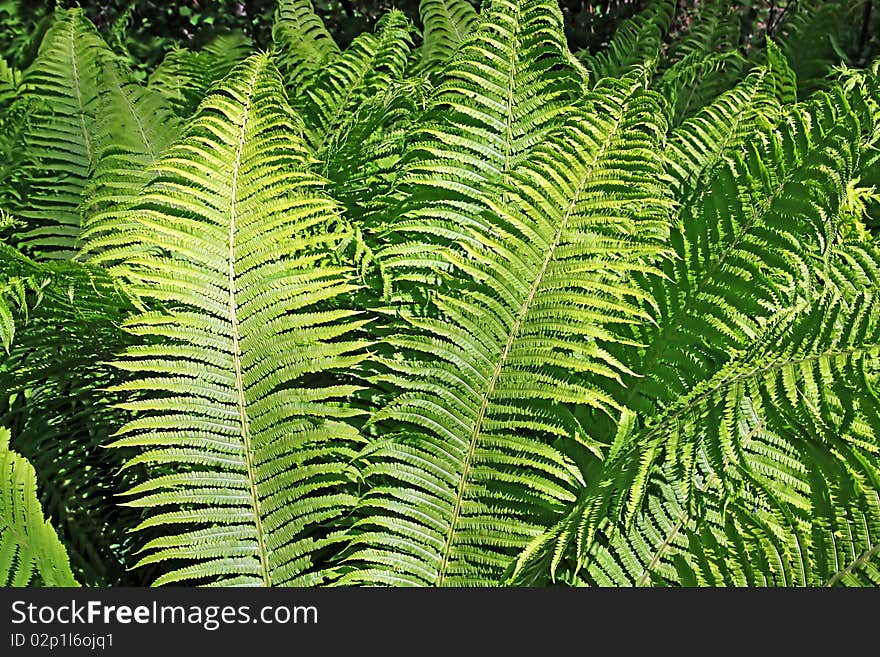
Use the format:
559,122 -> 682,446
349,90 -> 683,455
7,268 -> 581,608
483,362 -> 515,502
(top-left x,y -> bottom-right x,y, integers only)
825,543 -> 880,586
68,13 -> 92,165
500,0 -> 523,179
225,61 -> 272,587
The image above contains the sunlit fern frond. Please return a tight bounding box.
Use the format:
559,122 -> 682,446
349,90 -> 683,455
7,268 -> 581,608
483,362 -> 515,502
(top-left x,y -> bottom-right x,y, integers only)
340,75 -> 673,586
367,0 -> 589,265
664,62 -> 787,197
104,53 -> 369,586
0,426 -> 79,586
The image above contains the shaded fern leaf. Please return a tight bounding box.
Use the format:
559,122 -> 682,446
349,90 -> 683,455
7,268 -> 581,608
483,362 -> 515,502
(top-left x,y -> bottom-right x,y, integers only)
0,257 -> 49,353
578,0 -> 674,82
147,33 -> 252,119
777,0 -> 869,99
291,10 -> 414,153
654,50 -> 746,127
106,53 -> 369,586
79,57 -> 181,259
0,243 -> 139,585
320,76 -> 432,220
5,8 -> 113,258
0,56 -> 20,110
341,76 -> 672,586
272,0 -> 339,90
417,0 -> 479,77
665,0 -> 739,65
627,89 -> 862,419
511,292 -> 880,586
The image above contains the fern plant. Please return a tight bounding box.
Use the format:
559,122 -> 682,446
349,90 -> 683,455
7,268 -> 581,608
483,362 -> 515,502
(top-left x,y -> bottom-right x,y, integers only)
0,0 -> 878,588
0,427 -> 78,586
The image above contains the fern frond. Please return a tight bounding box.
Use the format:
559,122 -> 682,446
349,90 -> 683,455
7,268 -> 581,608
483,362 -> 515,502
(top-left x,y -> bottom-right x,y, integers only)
508,87 -> 871,585
654,50 -> 745,127
291,10 -> 413,152
512,291 -> 880,585
79,58 -> 181,259
0,242 -> 51,352
272,0 -> 339,90
579,0 -> 674,82
0,242 -> 139,585
106,53 -> 368,586
665,0 -> 739,65
777,0 -> 868,98
0,56 -> 20,110
147,33 -> 251,119
762,39 -> 798,106
665,63 -> 785,197
822,239 -> 880,301
320,76 -> 431,219
629,89 -> 861,418
417,0 -> 478,76
367,0 -> 587,254
0,427 -> 79,586
5,8 -> 113,258
342,76 -> 673,586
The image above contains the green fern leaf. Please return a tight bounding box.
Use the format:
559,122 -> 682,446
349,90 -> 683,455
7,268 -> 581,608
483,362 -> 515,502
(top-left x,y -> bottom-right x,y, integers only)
0,56 -> 20,110
511,291 -> 880,585
272,0 -> 340,90
629,90 -> 861,418
666,0 -> 739,64
417,0 -> 479,76
777,0 -> 868,98
79,58 -> 181,259
365,0 -> 588,260
665,64 -> 785,197
6,8 -> 114,258
106,53 -> 368,586
343,76 -> 672,586
654,50 -> 746,127
291,10 -> 413,152
320,76 -> 431,220
147,33 -> 252,119
579,0 -> 675,82
0,426 -> 78,586
0,242 -> 138,584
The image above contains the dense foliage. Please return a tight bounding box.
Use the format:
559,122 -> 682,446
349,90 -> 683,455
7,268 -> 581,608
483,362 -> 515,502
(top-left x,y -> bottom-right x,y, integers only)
1,0 -> 880,587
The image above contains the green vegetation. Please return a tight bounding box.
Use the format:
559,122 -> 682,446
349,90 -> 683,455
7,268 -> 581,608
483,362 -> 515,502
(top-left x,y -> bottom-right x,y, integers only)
1,0 -> 880,587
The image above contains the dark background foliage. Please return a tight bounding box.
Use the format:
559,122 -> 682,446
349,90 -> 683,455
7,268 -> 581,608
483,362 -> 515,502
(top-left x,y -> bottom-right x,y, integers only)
2,0 -> 845,75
